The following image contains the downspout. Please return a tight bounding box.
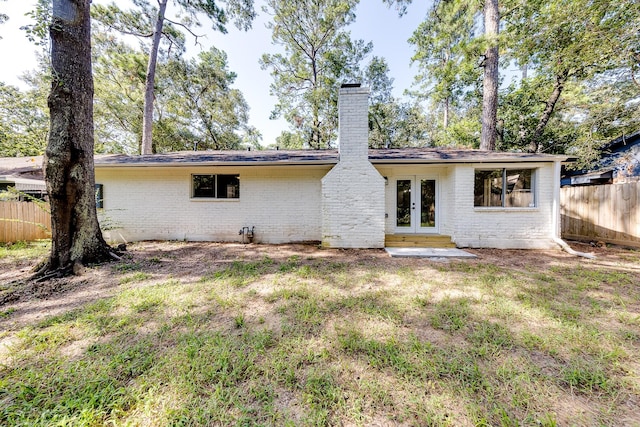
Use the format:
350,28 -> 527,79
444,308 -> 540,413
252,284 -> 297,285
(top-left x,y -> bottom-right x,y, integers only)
552,160 -> 596,259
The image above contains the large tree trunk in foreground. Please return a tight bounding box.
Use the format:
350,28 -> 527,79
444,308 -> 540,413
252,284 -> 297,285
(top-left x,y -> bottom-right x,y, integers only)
40,0 -> 115,278
480,0 -> 499,151
141,0 -> 168,155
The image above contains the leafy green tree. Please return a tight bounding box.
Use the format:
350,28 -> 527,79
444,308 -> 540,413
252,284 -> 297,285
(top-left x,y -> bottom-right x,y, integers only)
0,82 -> 49,156
91,24 -> 255,154
409,0 -> 482,147
155,47 -> 258,151
274,131 -> 305,149
502,0 -> 640,155
92,0 -> 255,154
364,56 -> 429,147
261,0 -> 372,149
92,31 -> 146,154
410,0 -> 639,163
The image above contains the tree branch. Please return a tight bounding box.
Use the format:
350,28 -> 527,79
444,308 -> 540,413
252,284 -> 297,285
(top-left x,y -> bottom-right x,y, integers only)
163,17 -> 205,45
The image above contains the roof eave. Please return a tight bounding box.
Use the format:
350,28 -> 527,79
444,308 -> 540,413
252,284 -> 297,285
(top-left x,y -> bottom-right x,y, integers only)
94,160 -> 338,168
370,156 -> 569,164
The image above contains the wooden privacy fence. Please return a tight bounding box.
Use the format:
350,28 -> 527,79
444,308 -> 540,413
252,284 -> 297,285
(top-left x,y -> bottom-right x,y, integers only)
561,182 -> 640,247
0,201 -> 51,243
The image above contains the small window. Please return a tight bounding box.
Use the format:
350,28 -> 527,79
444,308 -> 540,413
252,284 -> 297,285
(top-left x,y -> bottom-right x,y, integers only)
192,174 -> 239,199
474,169 -> 534,208
95,184 -> 104,208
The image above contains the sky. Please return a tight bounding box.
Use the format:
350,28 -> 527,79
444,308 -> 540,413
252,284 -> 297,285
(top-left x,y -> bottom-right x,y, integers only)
0,0 -> 431,145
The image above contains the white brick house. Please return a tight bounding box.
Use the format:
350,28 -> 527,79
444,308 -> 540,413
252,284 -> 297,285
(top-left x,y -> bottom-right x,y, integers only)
94,85 -> 567,249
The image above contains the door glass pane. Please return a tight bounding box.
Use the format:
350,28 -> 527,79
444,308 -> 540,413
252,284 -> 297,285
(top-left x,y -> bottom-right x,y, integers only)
396,180 -> 412,227
421,179 -> 436,227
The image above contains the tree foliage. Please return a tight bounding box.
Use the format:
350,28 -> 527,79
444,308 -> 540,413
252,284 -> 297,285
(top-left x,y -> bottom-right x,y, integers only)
501,0 -> 640,157
0,81 -> 49,157
261,0 -> 372,149
155,47 -> 259,151
409,0 -> 482,147
92,0 -> 256,154
410,0 -> 640,163
92,31 -> 146,154
365,56 -> 429,147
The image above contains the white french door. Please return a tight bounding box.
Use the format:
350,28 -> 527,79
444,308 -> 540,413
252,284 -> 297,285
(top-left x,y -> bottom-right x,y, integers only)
394,176 -> 438,233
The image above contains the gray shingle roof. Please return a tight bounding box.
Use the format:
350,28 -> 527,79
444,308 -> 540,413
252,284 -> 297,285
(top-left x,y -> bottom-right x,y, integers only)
0,156 -> 44,178
94,148 -> 567,167
369,148 -> 567,163
95,150 -> 339,166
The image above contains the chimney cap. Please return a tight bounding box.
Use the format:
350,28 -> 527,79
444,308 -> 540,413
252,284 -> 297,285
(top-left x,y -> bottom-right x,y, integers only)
340,82 -> 361,88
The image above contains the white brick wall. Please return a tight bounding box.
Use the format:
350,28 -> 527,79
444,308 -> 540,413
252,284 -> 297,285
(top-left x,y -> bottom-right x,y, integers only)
321,161 -> 385,248
95,165 -> 330,244
448,163 -> 557,249
321,86 -> 385,248
95,82 -> 561,250
375,163 -> 559,249
337,86 -> 369,161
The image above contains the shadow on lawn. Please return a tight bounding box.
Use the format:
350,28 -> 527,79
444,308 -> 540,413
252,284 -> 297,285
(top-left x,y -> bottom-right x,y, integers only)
1,241 -> 639,426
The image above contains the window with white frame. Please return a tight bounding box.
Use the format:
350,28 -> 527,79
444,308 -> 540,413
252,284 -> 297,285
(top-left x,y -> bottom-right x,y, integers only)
474,168 -> 535,208
192,174 -> 239,199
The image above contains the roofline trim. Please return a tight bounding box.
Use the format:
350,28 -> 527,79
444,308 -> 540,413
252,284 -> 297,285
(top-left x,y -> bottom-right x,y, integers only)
94,160 -> 339,168
370,157 -> 569,164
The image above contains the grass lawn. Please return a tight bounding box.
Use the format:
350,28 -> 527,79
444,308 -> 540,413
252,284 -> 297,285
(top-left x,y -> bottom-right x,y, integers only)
1,240 -> 639,426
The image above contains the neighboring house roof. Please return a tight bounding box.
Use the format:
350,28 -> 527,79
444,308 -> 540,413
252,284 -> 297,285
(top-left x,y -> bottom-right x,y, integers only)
0,156 -> 44,178
0,157 -> 46,194
562,131 -> 640,185
94,149 -> 567,167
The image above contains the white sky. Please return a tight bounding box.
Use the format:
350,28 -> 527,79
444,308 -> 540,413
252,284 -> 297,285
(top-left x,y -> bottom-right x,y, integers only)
0,0 -> 430,145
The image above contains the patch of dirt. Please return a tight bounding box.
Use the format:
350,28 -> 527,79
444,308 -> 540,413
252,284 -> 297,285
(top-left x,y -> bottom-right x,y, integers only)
1,240 -> 636,332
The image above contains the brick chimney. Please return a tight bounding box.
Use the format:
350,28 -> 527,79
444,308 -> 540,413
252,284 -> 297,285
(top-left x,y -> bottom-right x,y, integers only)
320,84 -> 385,248
337,83 -> 369,161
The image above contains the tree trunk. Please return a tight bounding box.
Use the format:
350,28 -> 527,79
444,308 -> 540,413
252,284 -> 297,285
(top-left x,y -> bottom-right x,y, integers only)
141,0 -> 168,155
527,70 -> 568,153
480,0 -> 499,151
41,0 -> 115,278
443,96 -> 449,129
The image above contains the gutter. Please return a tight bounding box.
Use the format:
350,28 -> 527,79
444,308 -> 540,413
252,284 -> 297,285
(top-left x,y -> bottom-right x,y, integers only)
94,160 -> 339,168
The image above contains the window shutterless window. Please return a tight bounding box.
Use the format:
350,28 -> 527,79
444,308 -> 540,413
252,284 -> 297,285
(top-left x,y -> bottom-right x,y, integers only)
474,169 -> 535,208
192,174 -> 239,199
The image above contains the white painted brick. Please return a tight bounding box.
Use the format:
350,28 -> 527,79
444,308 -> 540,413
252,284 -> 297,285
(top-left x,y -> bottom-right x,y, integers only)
321,87 -> 385,248
96,165 -> 331,244
95,84 -> 560,250
375,163 -> 558,249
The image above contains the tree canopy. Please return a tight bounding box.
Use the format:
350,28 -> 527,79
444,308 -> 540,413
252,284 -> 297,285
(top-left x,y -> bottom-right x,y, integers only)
92,0 -> 256,154
260,0 -> 369,149
409,0 -> 640,163
2,0 -> 638,168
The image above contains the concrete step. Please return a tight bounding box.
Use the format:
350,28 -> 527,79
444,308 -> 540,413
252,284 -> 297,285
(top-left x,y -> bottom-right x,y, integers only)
385,234 -> 456,248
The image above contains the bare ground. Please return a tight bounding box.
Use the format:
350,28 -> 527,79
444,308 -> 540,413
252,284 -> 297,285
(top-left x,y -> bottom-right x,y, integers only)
0,240 -> 634,337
